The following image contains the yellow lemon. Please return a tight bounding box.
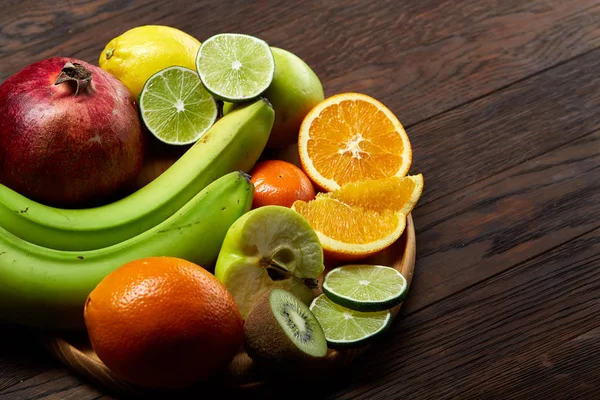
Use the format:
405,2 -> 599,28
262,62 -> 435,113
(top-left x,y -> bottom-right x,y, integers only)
99,25 -> 200,98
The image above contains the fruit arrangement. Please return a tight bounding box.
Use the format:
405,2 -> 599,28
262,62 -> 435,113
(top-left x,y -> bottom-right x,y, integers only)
0,25 -> 424,390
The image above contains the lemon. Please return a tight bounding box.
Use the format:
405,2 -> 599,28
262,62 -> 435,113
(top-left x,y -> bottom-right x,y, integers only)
99,25 -> 200,98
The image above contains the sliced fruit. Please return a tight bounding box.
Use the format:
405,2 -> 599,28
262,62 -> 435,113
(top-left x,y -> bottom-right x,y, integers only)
292,175 -> 423,259
214,206 -> 324,319
298,92 -> 412,191
309,293 -> 392,348
292,196 -> 405,258
196,33 -> 275,102
139,66 -> 218,145
326,174 -> 423,216
322,265 -> 408,312
245,289 -> 327,365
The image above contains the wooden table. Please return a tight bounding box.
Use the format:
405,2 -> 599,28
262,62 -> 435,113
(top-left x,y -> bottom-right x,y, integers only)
1,1 -> 599,399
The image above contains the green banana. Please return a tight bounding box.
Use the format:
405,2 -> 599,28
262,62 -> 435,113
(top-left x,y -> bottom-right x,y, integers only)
0,171 -> 253,330
0,99 -> 273,251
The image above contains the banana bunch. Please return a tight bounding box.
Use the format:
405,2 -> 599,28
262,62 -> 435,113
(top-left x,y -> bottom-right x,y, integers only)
0,171 -> 254,330
0,99 -> 274,251
0,98 -> 274,330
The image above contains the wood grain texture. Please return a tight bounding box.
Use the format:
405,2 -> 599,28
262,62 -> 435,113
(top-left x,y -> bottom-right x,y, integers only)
1,0 -> 599,398
1,0 -> 600,127
405,125 -> 600,313
409,46 -> 600,207
315,227 -> 600,399
0,325 -> 55,392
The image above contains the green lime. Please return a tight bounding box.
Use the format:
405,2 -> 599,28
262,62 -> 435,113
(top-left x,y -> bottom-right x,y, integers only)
196,33 -> 275,102
322,265 -> 408,312
309,293 -> 392,349
139,66 -> 218,145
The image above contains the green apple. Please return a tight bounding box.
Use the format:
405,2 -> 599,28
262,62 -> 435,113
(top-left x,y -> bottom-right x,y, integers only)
223,47 -> 324,149
215,205 -> 324,319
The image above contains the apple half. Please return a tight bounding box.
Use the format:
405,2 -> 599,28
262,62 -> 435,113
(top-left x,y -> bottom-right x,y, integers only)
215,205 -> 324,319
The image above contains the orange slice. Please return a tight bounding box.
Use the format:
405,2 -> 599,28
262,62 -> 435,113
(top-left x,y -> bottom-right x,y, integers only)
298,93 -> 412,192
292,175 -> 423,259
327,174 -> 423,216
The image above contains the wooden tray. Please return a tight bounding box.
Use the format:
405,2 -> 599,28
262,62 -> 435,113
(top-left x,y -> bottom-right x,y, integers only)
42,214 -> 416,396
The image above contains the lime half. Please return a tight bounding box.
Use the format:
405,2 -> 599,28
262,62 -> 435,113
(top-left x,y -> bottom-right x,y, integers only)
139,66 -> 218,145
322,265 -> 408,312
309,294 -> 392,348
196,33 -> 275,102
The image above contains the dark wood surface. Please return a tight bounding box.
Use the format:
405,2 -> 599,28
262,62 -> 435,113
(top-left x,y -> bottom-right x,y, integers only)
1,0 -> 599,399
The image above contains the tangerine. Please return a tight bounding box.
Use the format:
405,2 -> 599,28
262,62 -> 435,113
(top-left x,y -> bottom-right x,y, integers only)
84,256 -> 244,388
250,159 -> 315,208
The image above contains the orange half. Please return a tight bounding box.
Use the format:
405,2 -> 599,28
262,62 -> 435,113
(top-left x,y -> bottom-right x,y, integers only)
298,93 -> 412,192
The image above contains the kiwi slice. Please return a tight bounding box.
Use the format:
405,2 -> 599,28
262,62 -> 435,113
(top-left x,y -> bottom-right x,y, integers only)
244,289 -> 327,365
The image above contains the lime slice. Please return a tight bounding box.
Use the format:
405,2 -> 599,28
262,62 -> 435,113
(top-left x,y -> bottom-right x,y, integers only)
139,66 -> 218,145
309,294 -> 392,348
196,33 -> 275,102
322,265 -> 408,312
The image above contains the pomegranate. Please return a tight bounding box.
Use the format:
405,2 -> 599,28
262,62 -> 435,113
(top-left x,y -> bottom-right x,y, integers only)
0,57 -> 144,207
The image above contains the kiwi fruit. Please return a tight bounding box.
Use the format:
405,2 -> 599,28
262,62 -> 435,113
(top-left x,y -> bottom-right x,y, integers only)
244,289 -> 327,368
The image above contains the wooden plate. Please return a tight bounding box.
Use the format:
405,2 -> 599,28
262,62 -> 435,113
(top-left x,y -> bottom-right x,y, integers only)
42,214 -> 416,396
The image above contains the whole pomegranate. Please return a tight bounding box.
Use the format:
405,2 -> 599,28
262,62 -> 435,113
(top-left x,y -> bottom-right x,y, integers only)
0,57 -> 144,207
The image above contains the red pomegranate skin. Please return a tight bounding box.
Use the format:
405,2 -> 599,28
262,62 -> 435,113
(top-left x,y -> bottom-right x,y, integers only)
0,57 -> 144,207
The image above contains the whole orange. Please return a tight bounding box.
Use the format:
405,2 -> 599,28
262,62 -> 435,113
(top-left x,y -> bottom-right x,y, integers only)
250,159 -> 315,208
84,257 -> 244,388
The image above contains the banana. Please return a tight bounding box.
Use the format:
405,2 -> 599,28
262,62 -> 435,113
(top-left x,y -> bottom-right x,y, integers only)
0,171 -> 253,330
0,99 -> 273,251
